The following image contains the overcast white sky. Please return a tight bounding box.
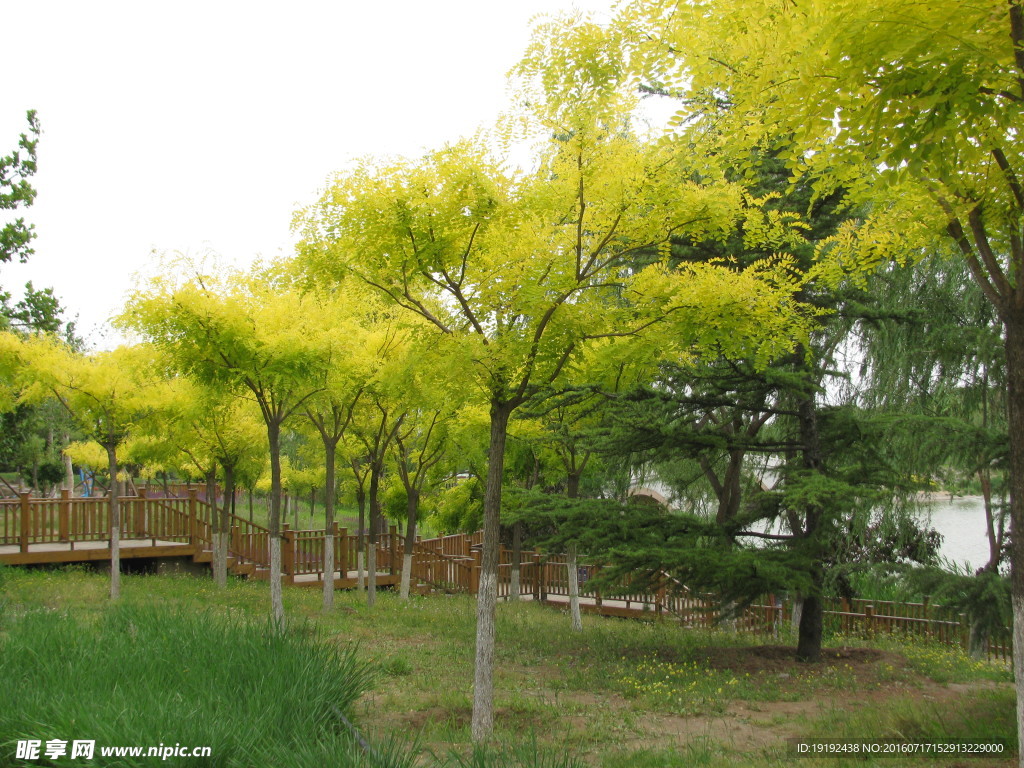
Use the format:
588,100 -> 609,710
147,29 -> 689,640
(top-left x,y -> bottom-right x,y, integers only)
1,0 -> 618,346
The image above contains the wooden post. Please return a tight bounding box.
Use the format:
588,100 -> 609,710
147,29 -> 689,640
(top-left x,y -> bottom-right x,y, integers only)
282,525 -> 295,584
864,604 -> 875,636
59,488 -> 70,542
187,489 -> 198,548
135,487 -> 147,538
231,524 -> 240,561
470,548 -> 482,594
337,525 -> 347,577
19,491 -> 30,552
138,487 -> 148,540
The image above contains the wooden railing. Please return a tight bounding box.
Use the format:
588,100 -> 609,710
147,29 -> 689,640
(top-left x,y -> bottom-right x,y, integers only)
410,541 -> 476,592
228,513 -> 271,568
132,493 -> 192,544
1,495 -> 1012,659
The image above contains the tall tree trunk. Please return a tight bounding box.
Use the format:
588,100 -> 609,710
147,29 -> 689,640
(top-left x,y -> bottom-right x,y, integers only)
268,420 -> 285,628
367,463 -> 381,607
356,483 -> 366,592
471,400 -> 513,742
566,472 -> 582,632
795,391 -> 825,662
718,449 -> 744,525
215,462 -> 234,588
323,442 -> 337,612
64,455 -> 74,494
400,488 -> 419,600
567,543 -> 582,632
510,521 -> 522,601
1002,314 -> 1024,765
106,441 -> 121,600
207,467 -> 225,587
796,590 -> 823,662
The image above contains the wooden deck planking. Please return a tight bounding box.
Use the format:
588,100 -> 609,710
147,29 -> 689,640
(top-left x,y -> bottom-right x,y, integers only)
0,539 -> 195,566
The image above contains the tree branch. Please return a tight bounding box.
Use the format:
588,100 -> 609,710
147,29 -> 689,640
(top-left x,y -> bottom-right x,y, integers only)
992,146 -> 1024,211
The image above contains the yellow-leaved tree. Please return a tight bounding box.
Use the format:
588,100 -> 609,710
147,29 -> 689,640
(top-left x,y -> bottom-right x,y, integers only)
297,101 -> 810,736
121,261 -> 330,626
138,373 -> 265,587
9,334 -> 160,599
294,279 -> 411,611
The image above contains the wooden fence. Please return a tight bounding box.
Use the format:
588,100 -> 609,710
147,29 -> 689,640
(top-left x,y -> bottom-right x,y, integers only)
403,532 -> 1014,662
0,496 -> 1011,660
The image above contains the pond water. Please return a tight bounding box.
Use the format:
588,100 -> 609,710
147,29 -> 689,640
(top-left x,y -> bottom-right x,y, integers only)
919,495 -> 1000,570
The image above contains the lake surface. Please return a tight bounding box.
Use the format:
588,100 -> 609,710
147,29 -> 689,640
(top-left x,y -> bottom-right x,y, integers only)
919,496 -> 1000,570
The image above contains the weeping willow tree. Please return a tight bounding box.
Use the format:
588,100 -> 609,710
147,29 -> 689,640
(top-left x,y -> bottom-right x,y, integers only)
857,254 -> 1010,656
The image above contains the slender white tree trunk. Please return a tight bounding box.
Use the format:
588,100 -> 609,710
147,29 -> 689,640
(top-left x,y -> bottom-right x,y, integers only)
1012,593 -> 1024,768
473,567 -> 498,740
322,442 -> 337,612
355,487 -> 366,592
270,536 -> 284,627
267,421 -> 286,629
367,543 -> 377,607
323,535 -> 335,611
471,401 -> 512,742
367,467 -> 381,607
568,544 -> 582,632
213,531 -> 227,587
110,524 -> 121,599
400,551 -> 413,599
1004,318 -> 1024,768
106,443 -> 121,601
63,434 -> 74,493
400,492 -> 418,600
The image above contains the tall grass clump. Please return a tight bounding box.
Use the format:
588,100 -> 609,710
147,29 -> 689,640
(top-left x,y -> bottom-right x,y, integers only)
440,736 -> 586,768
0,603 -> 381,766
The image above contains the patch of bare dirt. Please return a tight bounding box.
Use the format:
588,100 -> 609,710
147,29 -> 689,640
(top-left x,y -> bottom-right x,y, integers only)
695,643 -> 890,672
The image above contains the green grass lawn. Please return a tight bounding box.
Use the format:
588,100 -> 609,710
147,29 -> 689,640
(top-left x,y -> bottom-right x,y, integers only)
0,564 -> 1016,767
